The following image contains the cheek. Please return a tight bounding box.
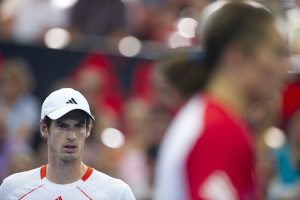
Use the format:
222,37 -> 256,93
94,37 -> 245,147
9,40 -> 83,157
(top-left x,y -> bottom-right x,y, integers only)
49,135 -> 58,148
48,131 -> 63,148
78,130 -> 88,141
254,55 -> 284,90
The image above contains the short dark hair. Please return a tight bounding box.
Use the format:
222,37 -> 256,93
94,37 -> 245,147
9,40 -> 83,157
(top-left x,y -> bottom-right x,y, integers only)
43,111 -> 92,128
44,116 -> 53,128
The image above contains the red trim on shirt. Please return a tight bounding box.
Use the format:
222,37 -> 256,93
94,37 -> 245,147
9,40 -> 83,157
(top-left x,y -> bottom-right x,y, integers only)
18,184 -> 44,200
81,166 -> 93,182
39,165 -> 93,181
76,186 -> 92,200
40,165 -> 47,179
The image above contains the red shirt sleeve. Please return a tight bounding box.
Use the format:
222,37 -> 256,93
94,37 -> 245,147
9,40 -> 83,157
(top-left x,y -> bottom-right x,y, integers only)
185,104 -> 255,200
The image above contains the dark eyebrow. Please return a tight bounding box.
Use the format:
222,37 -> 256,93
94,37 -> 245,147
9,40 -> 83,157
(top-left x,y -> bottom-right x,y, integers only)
76,120 -> 86,125
55,120 -> 67,125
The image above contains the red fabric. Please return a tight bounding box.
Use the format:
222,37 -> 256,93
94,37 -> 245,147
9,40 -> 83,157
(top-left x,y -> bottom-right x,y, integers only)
281,79 -> 300,128
131,61 -> 153,100
186,97 -> 256,200
40,165 -> 46,179
81,166 -> 93,182
39,165 -> 93,181
70,53 -> 123,113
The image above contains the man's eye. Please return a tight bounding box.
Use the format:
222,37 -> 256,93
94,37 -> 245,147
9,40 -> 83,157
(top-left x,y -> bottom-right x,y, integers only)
58,124 -> 67,129
76,124 -> 85,128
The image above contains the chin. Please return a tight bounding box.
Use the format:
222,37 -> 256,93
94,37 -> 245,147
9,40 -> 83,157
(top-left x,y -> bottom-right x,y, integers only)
60,154 -> 79,162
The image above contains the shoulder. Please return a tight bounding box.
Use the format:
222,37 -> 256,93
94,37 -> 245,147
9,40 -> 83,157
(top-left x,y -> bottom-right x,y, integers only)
0,167 -> 41,198
87,169 -> 135,199
88,169 -> 128,190
166,94 -> 206,140
204,99 -> 248,136
1,167 -> 40,188
193,98 -> 254,153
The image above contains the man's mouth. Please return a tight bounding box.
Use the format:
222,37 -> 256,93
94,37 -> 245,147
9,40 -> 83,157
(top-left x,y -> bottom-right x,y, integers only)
63,144 -> 77,152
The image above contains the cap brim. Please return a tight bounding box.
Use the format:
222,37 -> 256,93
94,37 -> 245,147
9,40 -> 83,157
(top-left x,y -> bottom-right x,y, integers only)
47,105 -> 95,120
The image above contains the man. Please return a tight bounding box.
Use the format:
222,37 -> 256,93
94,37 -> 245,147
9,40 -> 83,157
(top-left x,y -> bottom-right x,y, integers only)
0,88 -> 136,200
154,2 -> 287,200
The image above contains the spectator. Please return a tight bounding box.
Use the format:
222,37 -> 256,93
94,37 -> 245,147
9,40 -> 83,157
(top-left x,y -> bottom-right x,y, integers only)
0,58 -> 39,181
0,58 -> 39,146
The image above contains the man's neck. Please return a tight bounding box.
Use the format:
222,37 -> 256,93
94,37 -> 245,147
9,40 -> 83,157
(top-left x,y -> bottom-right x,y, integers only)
46,159 -> 87,184
206,73 -> 248,117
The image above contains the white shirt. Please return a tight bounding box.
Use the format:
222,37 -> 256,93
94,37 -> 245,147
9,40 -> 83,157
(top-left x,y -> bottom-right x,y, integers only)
0,165 -> 136,200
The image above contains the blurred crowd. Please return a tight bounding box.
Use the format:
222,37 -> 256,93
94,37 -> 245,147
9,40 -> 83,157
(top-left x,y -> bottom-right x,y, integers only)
0,0 -> 300,200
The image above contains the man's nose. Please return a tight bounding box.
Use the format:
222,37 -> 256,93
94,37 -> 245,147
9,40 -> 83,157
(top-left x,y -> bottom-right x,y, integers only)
66,129 -> 76,140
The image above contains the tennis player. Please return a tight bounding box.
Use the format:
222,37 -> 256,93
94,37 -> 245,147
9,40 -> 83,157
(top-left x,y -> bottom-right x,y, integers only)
0,88 -> 136,200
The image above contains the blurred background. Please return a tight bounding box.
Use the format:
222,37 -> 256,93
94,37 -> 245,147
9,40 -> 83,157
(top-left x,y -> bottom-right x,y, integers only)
1,0 -> 300,199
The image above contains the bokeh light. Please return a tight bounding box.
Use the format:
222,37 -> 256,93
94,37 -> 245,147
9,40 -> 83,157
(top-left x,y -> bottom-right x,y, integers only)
118,36 -> 142,57
44,28 -> 71,49
101,128 -> 125,149
263,127 -> 286,149
168,32 -> 192,49
177,18 -> 198,38
50,0 -> 78,9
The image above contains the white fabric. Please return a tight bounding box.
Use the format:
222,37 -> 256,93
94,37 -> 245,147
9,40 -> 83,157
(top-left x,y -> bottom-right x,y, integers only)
200,170 -> 238,200
41,88 -> 94,120
153,95 -> 206,200
0,167 -> 135,200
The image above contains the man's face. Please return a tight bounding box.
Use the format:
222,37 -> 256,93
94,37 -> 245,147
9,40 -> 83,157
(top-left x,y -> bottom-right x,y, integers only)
44,110 -> 91,163
242,23 -> 287,101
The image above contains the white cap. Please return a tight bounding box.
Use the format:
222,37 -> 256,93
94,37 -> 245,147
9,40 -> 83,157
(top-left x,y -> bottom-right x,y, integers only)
41,88 -> 94,120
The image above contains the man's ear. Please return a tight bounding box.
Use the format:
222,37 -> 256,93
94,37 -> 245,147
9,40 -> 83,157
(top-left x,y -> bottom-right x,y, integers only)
86,123 -> 93,138
40,120 -> 48,138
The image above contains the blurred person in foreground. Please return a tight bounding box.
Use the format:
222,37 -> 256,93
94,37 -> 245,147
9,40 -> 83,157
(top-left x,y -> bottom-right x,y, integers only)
0,88 -> 135,199
154,2 -> 287,200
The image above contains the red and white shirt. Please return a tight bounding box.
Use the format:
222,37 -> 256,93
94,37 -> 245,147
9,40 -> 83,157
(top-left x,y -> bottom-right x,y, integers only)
154,94 -> 256,200
0,165 -> 136,200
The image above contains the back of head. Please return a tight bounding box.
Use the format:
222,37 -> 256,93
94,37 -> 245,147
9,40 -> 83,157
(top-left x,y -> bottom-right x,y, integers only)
202,2 -> 273,69
160,3 -> 275,96
200,2 -> 285,106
